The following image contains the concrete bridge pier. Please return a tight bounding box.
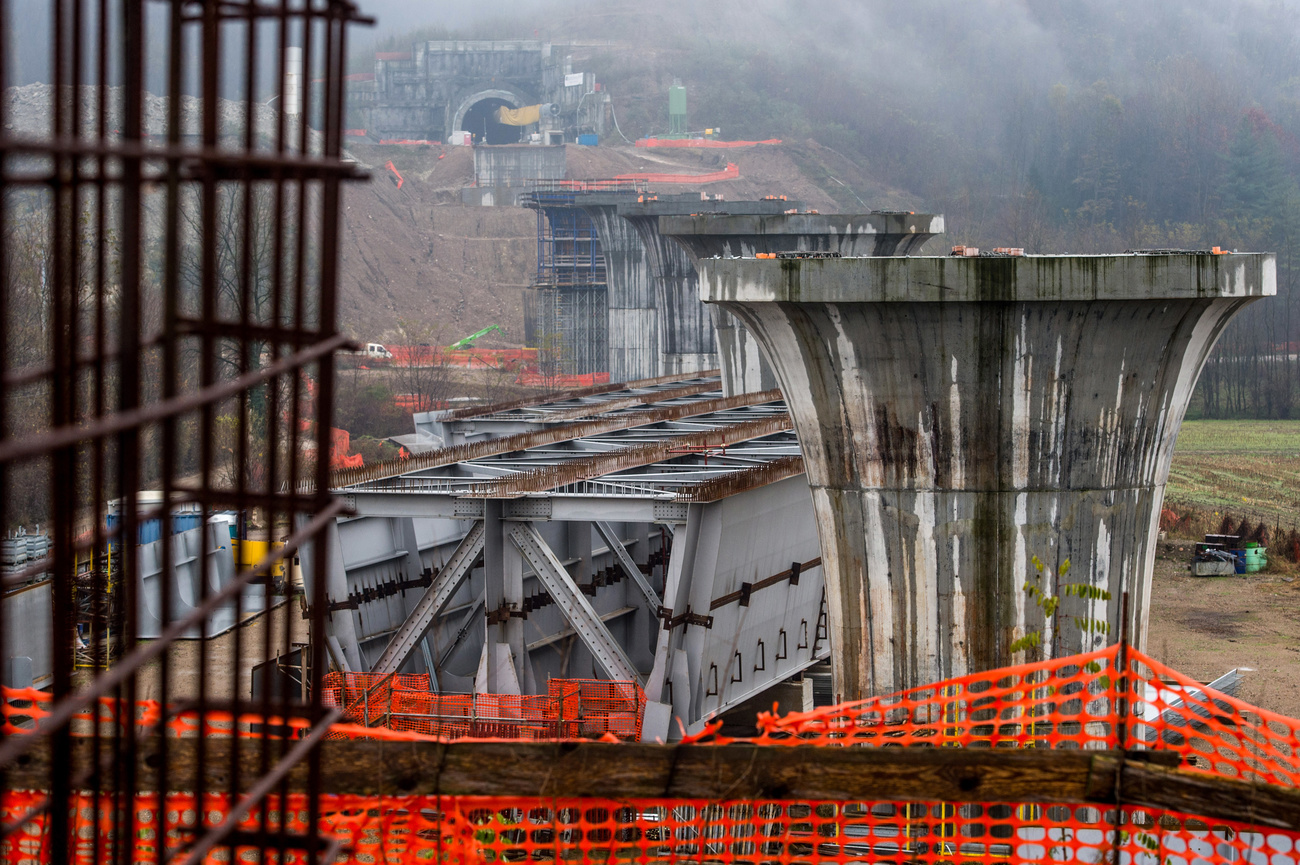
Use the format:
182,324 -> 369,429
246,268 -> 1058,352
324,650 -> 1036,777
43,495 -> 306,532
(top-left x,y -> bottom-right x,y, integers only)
662,213 -> 944,396
616,196 -> 800,377
701,253 -> 1273,701
574,194 -> 660,383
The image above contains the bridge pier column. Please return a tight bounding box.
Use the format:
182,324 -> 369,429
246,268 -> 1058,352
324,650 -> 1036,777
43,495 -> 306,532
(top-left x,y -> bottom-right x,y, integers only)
701,252 -> 1273,699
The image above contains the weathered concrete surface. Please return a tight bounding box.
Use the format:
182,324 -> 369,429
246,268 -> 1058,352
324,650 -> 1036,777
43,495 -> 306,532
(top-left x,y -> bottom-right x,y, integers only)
618,196 -> 799,377
662,213 -> 943,395
575,194 -> 659,382
700,253 -> 1274,701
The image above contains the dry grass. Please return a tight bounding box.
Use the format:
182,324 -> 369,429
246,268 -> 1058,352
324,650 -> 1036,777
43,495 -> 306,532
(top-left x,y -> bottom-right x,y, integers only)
1167,420 -> 1300,530
1164,420 -> 1300,570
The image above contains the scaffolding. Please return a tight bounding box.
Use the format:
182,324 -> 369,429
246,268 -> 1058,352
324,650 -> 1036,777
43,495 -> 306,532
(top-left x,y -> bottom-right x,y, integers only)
532,195 -> 606,287
521,188 -> 613,376
526,286 -> 609,376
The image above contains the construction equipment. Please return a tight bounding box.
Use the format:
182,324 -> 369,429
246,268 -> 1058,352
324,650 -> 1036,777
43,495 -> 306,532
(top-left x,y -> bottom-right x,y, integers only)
449,325 -> 505,350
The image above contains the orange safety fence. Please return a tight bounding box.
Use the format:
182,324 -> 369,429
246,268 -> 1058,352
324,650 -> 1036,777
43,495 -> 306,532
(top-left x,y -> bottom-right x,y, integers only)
384,345 -> 538,370
320,672 -> 646,742
515,371 -> 611,388
384,159 -> 404,189
614,162 -> 740,184
5,645 -> 1300,864
328,427 -> 364,470
635,137 -> 783,148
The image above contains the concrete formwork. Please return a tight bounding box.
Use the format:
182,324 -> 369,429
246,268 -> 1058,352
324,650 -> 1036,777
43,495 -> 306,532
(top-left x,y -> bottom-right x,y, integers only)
616,196 -> 800,377
700,252 -> 1274,701
661,213 -> 944,395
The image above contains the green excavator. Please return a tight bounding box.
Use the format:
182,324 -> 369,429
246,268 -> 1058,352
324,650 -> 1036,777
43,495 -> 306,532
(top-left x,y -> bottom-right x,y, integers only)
448,324 -> 504,351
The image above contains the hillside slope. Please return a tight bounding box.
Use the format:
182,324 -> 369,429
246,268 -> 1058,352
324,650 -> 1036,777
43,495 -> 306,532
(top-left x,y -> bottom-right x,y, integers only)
340,139 -> 925,342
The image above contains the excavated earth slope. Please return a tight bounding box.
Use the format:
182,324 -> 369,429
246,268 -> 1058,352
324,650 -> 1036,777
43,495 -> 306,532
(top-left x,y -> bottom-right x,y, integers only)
339,139 -> 920,343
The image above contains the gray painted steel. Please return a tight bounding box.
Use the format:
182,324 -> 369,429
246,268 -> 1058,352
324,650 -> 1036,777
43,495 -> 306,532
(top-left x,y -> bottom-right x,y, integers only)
662,213 -> 944,396
137,522 -> 265,639
326,381 -> 828,737
646,475 -> 827,732
370,521 -> 486,677
509,522 -> 642,683
701,252 -> 1274,701
594,521 -> 662,610
3,580 -> 51,687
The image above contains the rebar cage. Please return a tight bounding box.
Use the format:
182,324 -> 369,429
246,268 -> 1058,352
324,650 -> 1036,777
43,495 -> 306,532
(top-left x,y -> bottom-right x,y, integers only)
0,0 -> 367,859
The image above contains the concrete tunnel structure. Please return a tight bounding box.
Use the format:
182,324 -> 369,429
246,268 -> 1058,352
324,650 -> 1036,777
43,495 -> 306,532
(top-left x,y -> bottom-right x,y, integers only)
700,252 -> 1274,702
661,212 -> 945,396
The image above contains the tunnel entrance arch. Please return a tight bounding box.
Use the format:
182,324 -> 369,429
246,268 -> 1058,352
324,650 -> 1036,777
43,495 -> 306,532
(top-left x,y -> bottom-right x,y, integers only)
453,89 -> 525,145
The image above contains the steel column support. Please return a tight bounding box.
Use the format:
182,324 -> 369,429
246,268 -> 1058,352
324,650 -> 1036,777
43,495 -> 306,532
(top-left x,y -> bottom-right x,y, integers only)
484,502 -> 525,694
369,521 -> 485,677
508,523 -> 642,683
567,521 -> 593,584
305,518 -> 363,672
645,503 -> 703,722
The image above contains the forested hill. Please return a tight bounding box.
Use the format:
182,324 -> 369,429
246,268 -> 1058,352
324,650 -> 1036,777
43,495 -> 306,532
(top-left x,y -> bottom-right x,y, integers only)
358,0 -> 1300,418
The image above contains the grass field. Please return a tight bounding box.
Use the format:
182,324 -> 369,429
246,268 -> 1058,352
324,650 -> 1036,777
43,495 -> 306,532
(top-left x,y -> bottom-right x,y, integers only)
1167,420 -> 1300,527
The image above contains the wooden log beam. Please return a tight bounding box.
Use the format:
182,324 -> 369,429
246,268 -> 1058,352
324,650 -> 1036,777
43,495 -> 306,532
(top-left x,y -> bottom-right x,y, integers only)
5,739 -> 1299,830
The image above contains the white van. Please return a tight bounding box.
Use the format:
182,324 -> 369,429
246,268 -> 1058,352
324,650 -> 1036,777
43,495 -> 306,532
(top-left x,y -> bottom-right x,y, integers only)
363,343 -> 393,359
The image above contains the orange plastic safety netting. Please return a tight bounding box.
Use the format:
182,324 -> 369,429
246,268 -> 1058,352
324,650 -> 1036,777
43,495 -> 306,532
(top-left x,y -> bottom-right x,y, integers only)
4,644 -> 1300,864
321,673 -> 646,742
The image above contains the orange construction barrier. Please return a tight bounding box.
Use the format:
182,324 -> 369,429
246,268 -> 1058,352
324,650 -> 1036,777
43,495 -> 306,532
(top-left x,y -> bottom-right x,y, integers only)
5,645 -> 1300,864
614,162 -> 739,184
385,159 -> 404,189
514,371 -> 611,388
327,427 -> 363,469
320,673 -> 646,742
635,137 -> 782,148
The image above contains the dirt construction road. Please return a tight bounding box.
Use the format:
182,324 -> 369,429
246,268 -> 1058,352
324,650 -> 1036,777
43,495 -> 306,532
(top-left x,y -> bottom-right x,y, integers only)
1147,553 -> 1300,718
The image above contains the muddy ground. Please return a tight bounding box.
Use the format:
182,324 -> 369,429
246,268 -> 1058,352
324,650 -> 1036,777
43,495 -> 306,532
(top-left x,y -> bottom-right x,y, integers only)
1147,549 -> 1300,717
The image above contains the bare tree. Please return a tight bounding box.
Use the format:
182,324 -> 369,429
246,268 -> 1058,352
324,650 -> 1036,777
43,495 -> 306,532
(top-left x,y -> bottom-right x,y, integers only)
391,318 -> 456,413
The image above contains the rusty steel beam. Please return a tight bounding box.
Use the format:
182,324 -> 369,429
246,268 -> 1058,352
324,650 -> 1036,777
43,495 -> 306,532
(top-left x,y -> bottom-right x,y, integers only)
464,414 -> 792,498
0,3 -> 366,859
673,454 -> 806,503
438,369 -> 722,421
330,389 -> 783,491
537,380 -> 720,424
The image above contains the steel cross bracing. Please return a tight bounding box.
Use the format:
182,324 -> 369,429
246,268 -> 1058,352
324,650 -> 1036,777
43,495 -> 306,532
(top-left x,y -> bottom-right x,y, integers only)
508,523 -> 641,683
318,376 -> 829,740
594,521 -> 661,610
370,522 -> 486,678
